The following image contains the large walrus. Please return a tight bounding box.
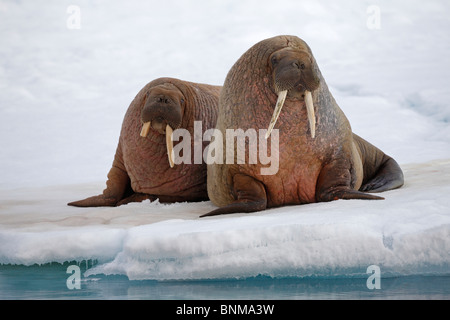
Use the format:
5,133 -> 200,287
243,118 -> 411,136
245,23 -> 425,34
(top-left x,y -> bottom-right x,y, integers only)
203,35 -> 404,217
69,77 -> 220,207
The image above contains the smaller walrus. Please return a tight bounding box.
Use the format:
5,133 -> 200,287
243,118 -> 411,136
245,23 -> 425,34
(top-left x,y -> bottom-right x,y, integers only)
203,35 -> 404,217
69,77 -> 220,207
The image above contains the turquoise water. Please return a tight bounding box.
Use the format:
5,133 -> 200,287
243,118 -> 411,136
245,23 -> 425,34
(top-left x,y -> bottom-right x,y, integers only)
0,262 -> 449,300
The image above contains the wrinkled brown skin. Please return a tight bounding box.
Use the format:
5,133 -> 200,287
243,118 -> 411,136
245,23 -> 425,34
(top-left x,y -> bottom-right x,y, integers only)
203,35 -> 404,217
68,77 -> 220,207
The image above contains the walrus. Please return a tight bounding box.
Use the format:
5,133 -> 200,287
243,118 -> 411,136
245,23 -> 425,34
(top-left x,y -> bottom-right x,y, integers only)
68,77 -> 220,207
203,35 -> 404,217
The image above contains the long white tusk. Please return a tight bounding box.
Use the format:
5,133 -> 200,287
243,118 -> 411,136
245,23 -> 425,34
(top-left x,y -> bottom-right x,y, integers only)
140,121 -> 151,137
304,90 -> 316,138
265,90 -> 288,139
166,124 -> 174,168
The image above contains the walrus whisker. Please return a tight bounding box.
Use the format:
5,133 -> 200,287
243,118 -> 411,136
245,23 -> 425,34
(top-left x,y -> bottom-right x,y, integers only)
140,121 -> 151,137
265,90 -> 287,139
166,124 -> 175,168
304,90 -> 316,138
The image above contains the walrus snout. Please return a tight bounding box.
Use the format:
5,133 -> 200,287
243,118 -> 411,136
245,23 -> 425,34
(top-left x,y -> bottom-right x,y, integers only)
269,48 -> 320,94
139,84 -> 186,168
141,106 -> 180,135
140,83 -> 184,136
266,48 -> 320,139
140,94 -> 183,135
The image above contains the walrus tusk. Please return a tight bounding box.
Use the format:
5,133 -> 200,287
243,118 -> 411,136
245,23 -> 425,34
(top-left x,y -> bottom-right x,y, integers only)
265,90 -> 287,139
140,121 -> 151,137
166,124 -> 174,168
304,90 -> 316,138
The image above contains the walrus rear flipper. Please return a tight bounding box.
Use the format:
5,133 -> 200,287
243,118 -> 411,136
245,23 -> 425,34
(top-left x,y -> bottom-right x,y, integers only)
200,174 -> 267,217
360,157 -> 404,193
353,134 -> 404,194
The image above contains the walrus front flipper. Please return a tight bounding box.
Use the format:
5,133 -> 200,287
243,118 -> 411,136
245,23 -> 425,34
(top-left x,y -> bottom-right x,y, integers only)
316,159 -> 384,202
352,134 -> 404,193
68,194 -> 117,207
200,174 -> 267,217
68,150 -> 131,207
68,166 -> 130,207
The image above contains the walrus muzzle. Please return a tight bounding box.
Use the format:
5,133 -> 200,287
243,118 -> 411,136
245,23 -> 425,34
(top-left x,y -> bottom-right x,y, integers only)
140,100 -> 181,168
138,84 -> 184,168
266,47 -> 320,139
265,90 -> 315,139
140,121 -> 174,168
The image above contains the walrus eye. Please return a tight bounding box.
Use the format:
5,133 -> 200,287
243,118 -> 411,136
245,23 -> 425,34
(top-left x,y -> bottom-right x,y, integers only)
180,98 -> 185,105
271,56 -> 278,66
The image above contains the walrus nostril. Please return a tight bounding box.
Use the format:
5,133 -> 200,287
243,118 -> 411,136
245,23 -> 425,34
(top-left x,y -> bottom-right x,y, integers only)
158,97 -> 169,104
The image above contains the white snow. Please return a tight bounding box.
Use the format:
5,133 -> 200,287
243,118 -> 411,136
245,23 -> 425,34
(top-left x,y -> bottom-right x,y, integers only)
1,0 -> 449,280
